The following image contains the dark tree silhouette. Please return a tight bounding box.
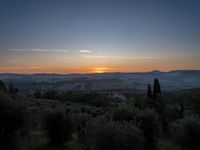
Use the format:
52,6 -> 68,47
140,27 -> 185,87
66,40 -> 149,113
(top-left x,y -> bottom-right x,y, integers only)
153,78 -> 161,98
8,83 -> 18,94
8,83 -> 14,93
180,103 -> 184,119
0,80 -> 6,91
147,84 -> 152,98
34,90 -> 42,98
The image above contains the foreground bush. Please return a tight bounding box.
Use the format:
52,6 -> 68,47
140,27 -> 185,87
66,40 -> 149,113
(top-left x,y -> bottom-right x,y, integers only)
136,109 -> 160,150
72,113 -> 92,142
83,118 -> 144,150
43,110 -> 73,146
0,91 -> 27,150
110,105 -> 138,122
171,116 -> 200,150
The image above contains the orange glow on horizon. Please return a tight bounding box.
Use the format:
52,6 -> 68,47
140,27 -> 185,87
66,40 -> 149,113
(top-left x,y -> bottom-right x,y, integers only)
0,65 -> 200,74
93,67 -> 114,73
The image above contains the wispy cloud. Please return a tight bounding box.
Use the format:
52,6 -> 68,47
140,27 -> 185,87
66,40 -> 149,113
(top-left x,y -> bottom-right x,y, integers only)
81,55 -> 120,59
0,66 -> 42,70
10,49 -> 72,53
81,54 -> 156,60
9,48 -> 93,54
79,49 -> 92,53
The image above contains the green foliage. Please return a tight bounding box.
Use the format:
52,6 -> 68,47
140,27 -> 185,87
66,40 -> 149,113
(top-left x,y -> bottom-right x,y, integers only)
161,105 -> 182,132
134,95 -> 147,109
83,118 -> 144,150
136,108 -> 160,150
8,83 -> 18,94
184,92 -> 200,114
43,89 -> 58,99
153,78 -> 161,99
0,91 -> 27,150
58,91 -> 109,107
33,90 -> 42,98
42,109 -> 73,146
0,80 -> 6,91
171,116 -> 200,150
72,113 -> 93,142
147,84 -> 153,98
109,104 -> 138,122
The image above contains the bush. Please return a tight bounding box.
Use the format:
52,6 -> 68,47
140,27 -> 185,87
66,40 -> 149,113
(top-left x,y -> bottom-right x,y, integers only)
72,113 -> 92,142
110,105 -> 138,122
43,110 -> 73,146
0,91 -> 27,150
161,105 -> 182,132
83,118 -> 144,150
33,90 -> 42,98
171,116 -> 200,150
136,109 -> 160,150
43,89 -> 58,99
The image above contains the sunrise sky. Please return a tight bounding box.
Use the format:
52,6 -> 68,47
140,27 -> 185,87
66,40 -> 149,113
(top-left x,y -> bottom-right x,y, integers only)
0,0 -> 200,74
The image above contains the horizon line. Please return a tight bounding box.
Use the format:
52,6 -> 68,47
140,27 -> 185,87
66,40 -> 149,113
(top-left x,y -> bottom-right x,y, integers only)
0,69 -> 200,75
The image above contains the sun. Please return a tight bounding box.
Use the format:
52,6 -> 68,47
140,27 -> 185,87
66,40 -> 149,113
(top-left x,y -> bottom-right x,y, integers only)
93,67 -> 111,73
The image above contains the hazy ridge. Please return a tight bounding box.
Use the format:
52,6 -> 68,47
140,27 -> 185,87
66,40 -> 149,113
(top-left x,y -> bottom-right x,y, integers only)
0,70 -> 200,91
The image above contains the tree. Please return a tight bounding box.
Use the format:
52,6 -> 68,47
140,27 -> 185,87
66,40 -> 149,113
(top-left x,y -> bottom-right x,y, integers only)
43,89 -> 58,99
0,80 -> 6,91
43,110 -> 73,146
172,116 -> 200,150
8,83 -> 18,94
0,91 -> 27,150
110,105 -> 138,122
136,109 -> 160,150
153,78 -> 161,99
8,83 -> 15,93
33,90 -> 42,98
83,118 -> 144,150
147,84 -> 152,98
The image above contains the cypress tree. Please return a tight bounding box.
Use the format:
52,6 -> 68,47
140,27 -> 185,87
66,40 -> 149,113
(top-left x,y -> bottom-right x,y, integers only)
147,84 -> 152,98
153,78 -> 161,98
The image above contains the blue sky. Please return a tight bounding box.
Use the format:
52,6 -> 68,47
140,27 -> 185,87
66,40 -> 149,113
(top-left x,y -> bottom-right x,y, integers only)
0,0 -> 200,73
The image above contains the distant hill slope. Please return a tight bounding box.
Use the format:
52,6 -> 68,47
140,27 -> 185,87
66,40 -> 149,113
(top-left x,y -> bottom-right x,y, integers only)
0,70 -> 200,91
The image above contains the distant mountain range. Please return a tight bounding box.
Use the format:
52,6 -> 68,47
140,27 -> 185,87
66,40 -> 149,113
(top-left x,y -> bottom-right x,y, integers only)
0,70 -> 200,91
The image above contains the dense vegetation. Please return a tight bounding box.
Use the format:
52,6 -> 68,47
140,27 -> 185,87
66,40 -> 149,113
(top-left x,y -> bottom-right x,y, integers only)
0,79 -> 200,150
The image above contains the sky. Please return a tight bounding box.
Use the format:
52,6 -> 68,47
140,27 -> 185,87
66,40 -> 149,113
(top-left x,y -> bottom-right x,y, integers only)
0,0 -> 200,73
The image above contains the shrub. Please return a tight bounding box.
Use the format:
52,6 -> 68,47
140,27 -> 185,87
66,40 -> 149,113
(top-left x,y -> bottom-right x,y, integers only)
161,105 -> 182,132
0,91 -> 27,150
33,90 -> 42,98
171,116 -> 200,150
136,109 -> 160,150
72,113 -> 92,142
83,118 -> 144,150
110,105 -> 138,122
43,89 -> 58,99
43,110 -> 73,146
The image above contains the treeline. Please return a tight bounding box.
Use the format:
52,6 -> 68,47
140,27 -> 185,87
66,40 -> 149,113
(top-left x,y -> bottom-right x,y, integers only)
34,89 -> 110,107
1,79 -> 200,150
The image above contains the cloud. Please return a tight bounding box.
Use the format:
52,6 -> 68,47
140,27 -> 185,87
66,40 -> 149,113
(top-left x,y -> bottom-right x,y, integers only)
10,49 -> 72,53
79,49 -> 92,53
0,66 -> 42,70
81,55 -> 119,58
80,54 -> 157,60
10,48 -> 93,54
